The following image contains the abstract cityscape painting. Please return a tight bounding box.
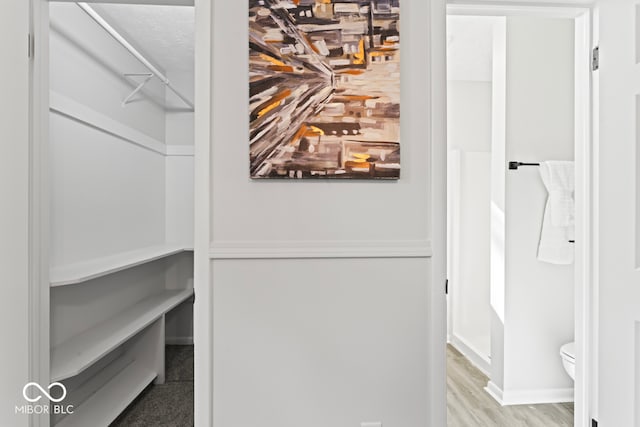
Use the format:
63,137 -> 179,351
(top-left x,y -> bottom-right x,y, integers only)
249,0 -> 401,179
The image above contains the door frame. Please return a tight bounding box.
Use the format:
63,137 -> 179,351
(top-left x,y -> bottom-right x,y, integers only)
29,1 -> 209,426
445,2 -> 594,426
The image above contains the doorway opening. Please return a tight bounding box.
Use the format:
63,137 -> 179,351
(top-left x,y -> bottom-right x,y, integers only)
445,3 -> 593,426
37,1 -> 196,425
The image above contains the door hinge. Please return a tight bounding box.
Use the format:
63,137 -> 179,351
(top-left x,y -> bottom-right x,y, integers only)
592,419 -> 598,427
445,279 -> 449,295
28,34 -> 34,59
592,46 -> 599,71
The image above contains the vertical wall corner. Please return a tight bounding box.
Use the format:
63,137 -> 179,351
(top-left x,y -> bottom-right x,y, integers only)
636,95 -> 640,269
635,5 -> 640,64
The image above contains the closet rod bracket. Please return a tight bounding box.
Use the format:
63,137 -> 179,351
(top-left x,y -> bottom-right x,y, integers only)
122,73 -> 154,107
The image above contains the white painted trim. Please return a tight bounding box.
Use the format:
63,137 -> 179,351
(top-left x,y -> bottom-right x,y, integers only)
50,92 -> 193,157
589,6 -> 600,423
209,240 -> 433,259
53,0 -> 194,5
429,0 -> 449,425
193,0 -> 213,426
486,381 -> 575,406
31,1 -> 51,426
166,145 -> 195,156
446,150 -> 461,342
485,381 -> 505,405
449,334 -> 491,377
572,9 -> 594,427
50,91 -> 166,155
166,336 -> 194,345
447,2 -> 590,18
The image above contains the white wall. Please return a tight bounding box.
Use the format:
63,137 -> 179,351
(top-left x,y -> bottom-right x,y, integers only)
0,1 -> 31,425
499,16 -> 575,401
448,82 -> 493,153
206,1 -> 438,426
447,81 -> 493,367
451,152 -> 492,359
165,70 -> 195,247
49,3 -> 166,141
213,259 -> 430,427
49,112 -> 167,265
49,3 -> 169,267
166,70 -> 194,146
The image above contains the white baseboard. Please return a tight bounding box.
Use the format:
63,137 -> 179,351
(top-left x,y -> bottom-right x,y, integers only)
166,336 -> 193,345
449,334 -> 491,377
485,381 -> 574,406
485,381 -> 505,405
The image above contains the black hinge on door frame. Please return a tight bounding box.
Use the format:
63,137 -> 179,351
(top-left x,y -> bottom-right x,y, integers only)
445,279 -> 449,295
592,46 -> 599,71
592,419 -> 598,427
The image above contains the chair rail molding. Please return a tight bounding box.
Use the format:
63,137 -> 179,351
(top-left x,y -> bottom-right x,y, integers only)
209,239 -> 433,259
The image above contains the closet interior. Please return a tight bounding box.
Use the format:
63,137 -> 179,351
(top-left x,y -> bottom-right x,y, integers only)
48,2 -> 195,426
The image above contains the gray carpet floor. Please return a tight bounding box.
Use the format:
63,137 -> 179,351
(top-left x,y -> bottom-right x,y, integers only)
110,345 -> 194,427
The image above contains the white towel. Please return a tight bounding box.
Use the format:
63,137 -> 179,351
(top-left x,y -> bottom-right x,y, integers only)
537,161 -> 575,265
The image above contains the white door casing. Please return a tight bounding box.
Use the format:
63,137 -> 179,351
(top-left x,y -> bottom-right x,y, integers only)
594,1 -> 640,425
0,2 -> 32,427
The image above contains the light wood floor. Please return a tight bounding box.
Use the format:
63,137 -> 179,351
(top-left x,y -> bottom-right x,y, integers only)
447,345 -> 574,426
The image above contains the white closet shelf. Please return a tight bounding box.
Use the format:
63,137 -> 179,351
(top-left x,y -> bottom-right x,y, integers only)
50,244 -> 192,287
54,358 -> 156,427
51,288 -> 194,382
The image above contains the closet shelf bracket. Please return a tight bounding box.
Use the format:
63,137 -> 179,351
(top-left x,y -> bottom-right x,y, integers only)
122,73 -> 153,107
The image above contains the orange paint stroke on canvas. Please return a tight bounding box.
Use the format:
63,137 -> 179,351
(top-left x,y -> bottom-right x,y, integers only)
353,39 -> 366,65
257,89 -> 292,118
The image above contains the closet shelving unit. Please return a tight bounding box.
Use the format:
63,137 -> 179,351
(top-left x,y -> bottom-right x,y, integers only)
48,2 -> 195,426
50,244 -> 189,287
55,359 -> 157,427
51,286 -> 193,382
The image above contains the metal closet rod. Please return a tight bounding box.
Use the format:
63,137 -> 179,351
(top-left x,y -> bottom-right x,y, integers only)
76,2 -> 195,110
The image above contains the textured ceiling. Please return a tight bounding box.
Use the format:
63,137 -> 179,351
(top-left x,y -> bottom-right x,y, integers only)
91,3 -> 194,74
447,16 -> 500,82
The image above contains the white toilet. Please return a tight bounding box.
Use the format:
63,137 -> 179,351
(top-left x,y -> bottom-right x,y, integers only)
560,342 -> 575,380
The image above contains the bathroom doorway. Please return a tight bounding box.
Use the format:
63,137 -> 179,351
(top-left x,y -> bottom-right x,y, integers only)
445,3 -> 593,426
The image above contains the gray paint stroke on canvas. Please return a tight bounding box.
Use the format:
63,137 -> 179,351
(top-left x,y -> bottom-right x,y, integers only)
249,0 -> 401,179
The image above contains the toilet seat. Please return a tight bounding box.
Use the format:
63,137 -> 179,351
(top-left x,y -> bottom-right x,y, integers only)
560,342 -> 575,361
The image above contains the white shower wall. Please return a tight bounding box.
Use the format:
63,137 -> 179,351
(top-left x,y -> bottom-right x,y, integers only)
447,81 -> 493,370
